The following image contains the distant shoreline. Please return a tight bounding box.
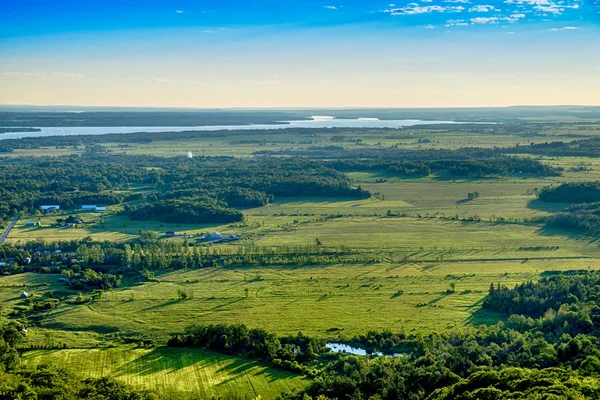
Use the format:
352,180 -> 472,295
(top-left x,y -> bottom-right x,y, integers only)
0,127 -> 42,134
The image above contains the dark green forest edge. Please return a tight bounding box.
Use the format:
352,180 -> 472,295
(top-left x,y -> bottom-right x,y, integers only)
3,272 -> 600,399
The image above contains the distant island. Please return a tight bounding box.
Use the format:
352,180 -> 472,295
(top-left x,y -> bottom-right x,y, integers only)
0,127 -> 42,134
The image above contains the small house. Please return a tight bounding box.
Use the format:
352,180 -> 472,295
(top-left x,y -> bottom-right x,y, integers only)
230,234 -> 239,240
40,205 -> 60,212
166,231 -> 175,237
24,257 -> 31,264
81,205 -> 97,211
21,292 -> 29,299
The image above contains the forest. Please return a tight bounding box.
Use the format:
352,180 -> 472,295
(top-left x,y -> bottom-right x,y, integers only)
539,182 -> 600,203
0,154 -> 368,221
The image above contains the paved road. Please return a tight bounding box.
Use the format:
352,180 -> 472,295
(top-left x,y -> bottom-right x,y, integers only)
0,215 -> 19,245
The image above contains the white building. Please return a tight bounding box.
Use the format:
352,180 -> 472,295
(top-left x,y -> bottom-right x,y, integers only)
40,205 -> 60,212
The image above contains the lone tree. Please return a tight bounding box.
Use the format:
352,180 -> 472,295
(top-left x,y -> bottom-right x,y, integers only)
177,289 -> 188,300
244,288 -> 249,298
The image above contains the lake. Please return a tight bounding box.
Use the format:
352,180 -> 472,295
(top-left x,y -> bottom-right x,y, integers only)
0,116 -> 459,140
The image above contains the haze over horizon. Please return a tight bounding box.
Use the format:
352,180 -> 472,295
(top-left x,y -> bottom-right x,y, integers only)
1,0 -> 599,108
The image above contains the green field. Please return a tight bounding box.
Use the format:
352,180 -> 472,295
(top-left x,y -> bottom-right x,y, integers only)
21,347 -> 307,399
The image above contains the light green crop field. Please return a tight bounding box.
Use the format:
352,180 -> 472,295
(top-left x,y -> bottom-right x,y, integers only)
21,347 -> 307,399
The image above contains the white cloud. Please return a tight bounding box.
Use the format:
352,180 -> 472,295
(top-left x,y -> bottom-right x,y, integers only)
152,78 -> 168,83
175,10 -> 183,14
324,5 -> 337,9
385,4 -> 465,15
444,0 -> 471,3
425,24 -> 435,28
504,13 -> 525,21
445,19 -> 469,26
549,26 -> 578,31
471,16 -> 499,23
469,5 -> 496,12
504,0 -> 580,15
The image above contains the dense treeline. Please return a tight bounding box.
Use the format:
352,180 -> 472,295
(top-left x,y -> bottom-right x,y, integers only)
0,239 -> 373,285
168,324 -> 326,374
539,182 -> 600,203
280,271 -> 600,399
329,157 -> 558,178
504,136 -> 600,157
0,322 -> 157,399
125,197 -> 244,224
537,183 -> 600,235
483,272 -> 600,319
547,202 -> 600,235
0,154 -> 369,221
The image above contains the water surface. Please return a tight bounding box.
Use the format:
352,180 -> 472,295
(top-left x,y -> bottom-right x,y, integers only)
0,117 -> 459,140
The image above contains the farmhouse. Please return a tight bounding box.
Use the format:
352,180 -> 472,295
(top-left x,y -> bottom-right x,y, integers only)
25,221 -> 41,227
40,205 -> 60,212
21,292 -> 29,299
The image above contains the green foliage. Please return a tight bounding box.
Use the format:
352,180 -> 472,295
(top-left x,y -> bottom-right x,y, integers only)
126,197 -> 244,224
539,182 -> 600,203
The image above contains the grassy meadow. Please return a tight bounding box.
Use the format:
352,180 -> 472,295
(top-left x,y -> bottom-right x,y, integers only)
21,347 -> 308,399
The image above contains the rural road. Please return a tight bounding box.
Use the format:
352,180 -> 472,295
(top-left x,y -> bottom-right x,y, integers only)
0,215 -> 19,245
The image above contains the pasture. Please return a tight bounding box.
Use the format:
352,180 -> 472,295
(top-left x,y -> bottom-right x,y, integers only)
21,347 -> 307,399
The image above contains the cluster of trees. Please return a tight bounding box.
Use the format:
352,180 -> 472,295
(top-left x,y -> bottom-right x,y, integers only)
547,202 -> 600,235
483,272 -> 600,319
125,197 -> 244,224
168,324 -> 326,374
505,137 -> 600,157
0,322 -> 157,399
539,182 -> 600,203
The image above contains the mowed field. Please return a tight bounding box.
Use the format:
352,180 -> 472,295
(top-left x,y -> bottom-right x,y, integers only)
21,347 -> 307,399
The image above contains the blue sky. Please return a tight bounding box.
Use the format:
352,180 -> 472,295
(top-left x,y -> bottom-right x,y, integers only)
0,0 -> 599,107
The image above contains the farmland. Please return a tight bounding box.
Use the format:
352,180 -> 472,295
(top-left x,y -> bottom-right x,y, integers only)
2,113 -> 600,399
21,347 -> 307,399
